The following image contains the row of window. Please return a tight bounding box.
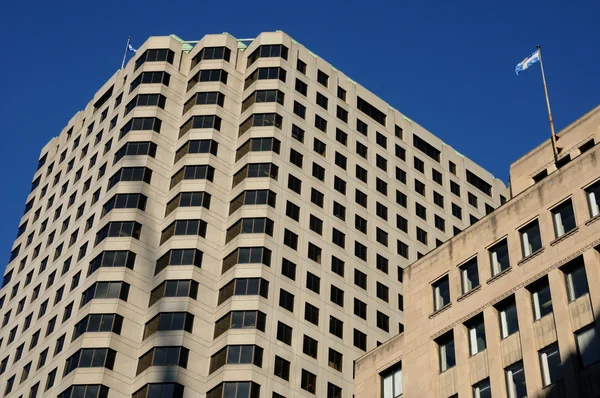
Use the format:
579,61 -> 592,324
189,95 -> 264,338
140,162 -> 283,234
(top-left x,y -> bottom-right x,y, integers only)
432,181 -> 600,313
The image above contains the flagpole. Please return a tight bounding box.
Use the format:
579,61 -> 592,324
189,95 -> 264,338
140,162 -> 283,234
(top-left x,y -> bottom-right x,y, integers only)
121,36 -> 131,69
537,45 -> 559,163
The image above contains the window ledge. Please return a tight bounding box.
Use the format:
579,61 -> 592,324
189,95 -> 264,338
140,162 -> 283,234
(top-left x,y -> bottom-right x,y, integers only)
550,228 -> 579,246
518,247 -> 545,266
486,267 -> 512,284
585,213 -> 600,226
429,303 -> 452,319
457,285 -> 481,302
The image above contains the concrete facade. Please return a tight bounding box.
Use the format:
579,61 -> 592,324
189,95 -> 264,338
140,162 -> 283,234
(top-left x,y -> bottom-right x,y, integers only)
355,105 -> 600,398
0,32 -> 506,398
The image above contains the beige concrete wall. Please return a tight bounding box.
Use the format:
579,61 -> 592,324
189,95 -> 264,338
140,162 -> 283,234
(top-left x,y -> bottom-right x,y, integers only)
356,115 -> 600,397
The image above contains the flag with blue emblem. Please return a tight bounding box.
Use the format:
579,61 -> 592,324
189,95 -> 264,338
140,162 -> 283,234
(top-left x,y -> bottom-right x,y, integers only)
515,49 -> 540,75
128,43 -> 138,53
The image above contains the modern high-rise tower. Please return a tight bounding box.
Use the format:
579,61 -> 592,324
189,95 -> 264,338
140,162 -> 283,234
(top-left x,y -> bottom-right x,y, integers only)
0,32 -> 507,398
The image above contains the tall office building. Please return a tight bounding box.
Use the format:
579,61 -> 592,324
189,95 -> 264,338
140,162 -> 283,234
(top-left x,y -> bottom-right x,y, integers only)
0,31 -> 506,398
355,106 -> 600,398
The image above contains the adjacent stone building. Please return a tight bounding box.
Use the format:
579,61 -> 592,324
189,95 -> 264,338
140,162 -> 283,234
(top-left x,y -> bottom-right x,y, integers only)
355,105 -> 600,398
0,31 -> 506,398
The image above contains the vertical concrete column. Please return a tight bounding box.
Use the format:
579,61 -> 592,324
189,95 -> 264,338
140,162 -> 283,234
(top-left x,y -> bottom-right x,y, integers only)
483,306 -> 505,396
547,268 -> 580,395
454,323 -> 471,397
515,288 -> 543,395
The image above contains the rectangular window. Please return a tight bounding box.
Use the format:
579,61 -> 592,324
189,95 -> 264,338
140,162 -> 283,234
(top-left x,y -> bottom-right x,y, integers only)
279,289 -> 294,312
505,362 -> 527,398
293,101 -> 306,118
316,92 -> 328,110
357,119 -> 368,136
354,329 -> 367,351
336,106 -> 348,123
489,239 -> 510,276
297,59 -> 306,73
416,227 -> 427,245
552,199 -> 576,238
520,219 -> 542,257
586,180 -> 600,217
301,369 -> 317,394
437,332 -> 455,372
311,188 -> 324,207
315,115 -> 327,132
563,256 -> 589,301
466,315 -> 486,355
276,322 -> 292,345
336,128 -> 348,146
305,303 -> 319,325
432,276 -> 450,311
354,269 -> 367,290
381,364 -> 402,398
413,134 -> 440,162
317,70 -> 329,86
291,124 -> 305,142
576,325 -> 600,367
497,297 -> 519,339
539,344 -> 562,387
303,335 -> 318,358
295,78 -> 308,96
529,277 -> 552,320
460,258 -> 479,294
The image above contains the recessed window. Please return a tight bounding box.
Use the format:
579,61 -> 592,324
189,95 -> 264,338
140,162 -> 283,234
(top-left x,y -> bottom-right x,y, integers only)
354,269 -> 367,290
354,329 -> 367,351
301,369 -> 317,394
329,317 -> 343,339
415,202 -> 427,220
293,101 -> 306,119
283,229 -> 298,250
563,256 -> 589,301
277,321 -> 292,345
465,314 -> 486,356
551,199 -> 576,238
376,282 -> 389,302
376,311 -> 389,332
317,70 -> 329,87
316,92 -> 328,110
529,277 -> 552,320
437,332 -> 455,372
586,180 -> 600,217
432,276 -> 450,311
274,356 -> 290,381
468,192 -> 478,208
416,227 -> 427,245
472,378 -> 490,398
520,219 -> 542,257
297,58 -> 306,73
497,297 -> 519,339
336,128 -> 347,145
539,344 -> 562,387
381,363 -> 402,398
292,124 -> 305,142
357,119 -> 368,136
303,335 -> 318,359
295,78 -> 308,96
452,203 -> 462,219
305,302 -> 319,325
413,157 -> 424,173
307,242 -> 322,263
460,258 -> 479,294
576,325 -> 600,367
505,362 -> 527,398
489,239 -> 510,276
286,201 -> 300,222
279,289 -> 294,312
315,114 -> 327,132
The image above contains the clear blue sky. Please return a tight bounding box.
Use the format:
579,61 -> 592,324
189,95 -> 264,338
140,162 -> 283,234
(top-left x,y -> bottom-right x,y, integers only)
1,0 -> 598,269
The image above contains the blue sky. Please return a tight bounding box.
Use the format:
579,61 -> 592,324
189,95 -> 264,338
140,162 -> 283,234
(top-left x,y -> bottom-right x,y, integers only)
0,0 -> 598,269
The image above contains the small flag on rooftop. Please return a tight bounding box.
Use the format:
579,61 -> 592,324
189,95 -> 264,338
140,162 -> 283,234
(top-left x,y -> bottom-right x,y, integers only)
515,46 -> 560,162
121,36 -> 137,69
515,49 -> 540,75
